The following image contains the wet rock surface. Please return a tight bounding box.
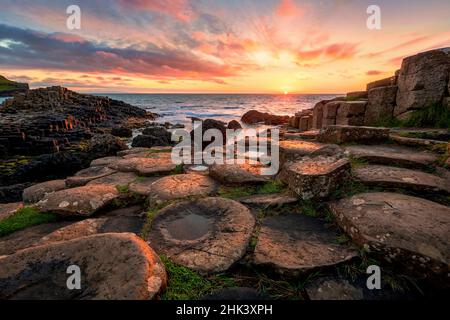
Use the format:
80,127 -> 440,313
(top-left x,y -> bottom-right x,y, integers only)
66,166 -> 117,188
147,197 -> 255,274
0,233 -> 166,300
237,193 -> 297,208
253,214 -> 357,276
37,185 -> 119,217
280,156 -> 351,200
241,110 -> 290,125
329,193 -> 450,281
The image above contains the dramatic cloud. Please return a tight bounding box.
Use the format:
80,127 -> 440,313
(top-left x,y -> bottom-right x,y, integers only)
366,70 -> 383,76
0,24 -> 240,82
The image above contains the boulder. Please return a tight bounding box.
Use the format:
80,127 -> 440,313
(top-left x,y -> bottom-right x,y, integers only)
317,125 -> 389,144
0,233 -> 166,300
395,48 -> 450,117
241,110 -> 290,125
37,184 -> 119,217
329,193 -> 450,281
66,166 -> 117,188
227,120 -> 242,130
365,86 -> 397,126
148,174 -> 219,201
132,133 -> 171,148
147,197 -> 255,274
0,202 -> 23,222
280,156 -> 351,200
190,119 -> 227,149
22,179 -> 67,204
111,126 -> 132,138
312,97 -> 346,129
253,214 -> 357,276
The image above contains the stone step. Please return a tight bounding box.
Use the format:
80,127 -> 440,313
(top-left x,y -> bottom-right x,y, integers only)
280,156 -> 351,200
279,140 -> 342,164
0,233 -> 166,300
329,192 -> 450,282
253,214 -> 357,276
354,165 -> 450,194
283,130 -> 319,141
390,134 -> 447,148
345,145 -> 437,169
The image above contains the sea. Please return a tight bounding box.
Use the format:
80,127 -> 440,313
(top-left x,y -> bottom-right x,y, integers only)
1,93 -> 339,127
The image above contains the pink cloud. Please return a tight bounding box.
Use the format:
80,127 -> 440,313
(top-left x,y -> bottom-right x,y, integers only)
117,0 -> 193,22
366,70 -> 383,76
275,0 -> 305,17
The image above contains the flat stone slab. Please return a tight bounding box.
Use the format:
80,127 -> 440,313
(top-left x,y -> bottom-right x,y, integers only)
37,217 -> 146,246
354,165 -> 450,194
66,166 -> 117,188
280,140 -> 342,164
253,214 -> 357,276
317,125 -> 389,144
209,163 -> 270,185
280,156 -> 351,200
37,185 -> 119,217
108,153 -> 176,176
117,147 -> 151,157
87,172 -> 138,187
305,277 -> 364,300
284,130 -> 319,141
0,233 -> 166,300
147,197 -> 255,275
22,180 -> 67,204
390,134 -> 447,148
90,156 -> 122,167
0,222 -> 73,256
238,193 -> 298,208
148,174 -> 219,201
129,177 -> 161,195
0,202 -> 23,223
329,192 -> 450,280
344,145 -> 437,169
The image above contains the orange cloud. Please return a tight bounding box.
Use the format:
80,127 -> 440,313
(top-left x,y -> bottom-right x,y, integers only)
276,0 -> 304,17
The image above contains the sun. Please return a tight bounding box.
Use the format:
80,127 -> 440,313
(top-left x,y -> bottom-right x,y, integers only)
284,90 -> 289,95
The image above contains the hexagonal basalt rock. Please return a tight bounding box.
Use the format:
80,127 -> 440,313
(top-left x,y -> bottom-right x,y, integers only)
237,193 -> 298,208
90,156 -> 122,167
279,140 -> 342,164
128,177 -> 161,196
344,145 -> 437,169
0,202 -> 23,222
280,157 -> 351,200
147,197 -> 255,274
108,153 -> 176,176
354,165 -> 450,194
66,166 -> 117,188
22,180 -> 67,204
317,125 -> 389,144
329,193 -> 450,281
0,233 -> 166,300
87,172 -> 138,187
148,174 -> 219,201
209,163 -> 270,185
37,185 -> 119,217
253,214 -> 357,276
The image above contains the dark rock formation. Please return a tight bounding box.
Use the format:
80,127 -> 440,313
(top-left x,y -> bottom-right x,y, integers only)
132,126 -> 172,148
241,110 -> 290,125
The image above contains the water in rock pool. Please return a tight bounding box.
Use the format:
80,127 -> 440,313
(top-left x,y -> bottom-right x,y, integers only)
96,93 -> 338,127
166,213 -> 214,240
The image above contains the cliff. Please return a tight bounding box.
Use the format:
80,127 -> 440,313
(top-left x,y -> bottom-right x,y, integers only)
0,75 -> 29,97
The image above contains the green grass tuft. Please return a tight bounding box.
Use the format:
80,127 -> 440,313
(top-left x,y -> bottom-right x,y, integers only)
160,256 -> 235,300
0,207 -> 57,237
402,103 -> 450,129
218,180 -> 285,199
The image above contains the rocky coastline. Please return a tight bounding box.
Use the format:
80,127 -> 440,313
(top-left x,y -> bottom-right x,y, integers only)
0,48 -> 449,300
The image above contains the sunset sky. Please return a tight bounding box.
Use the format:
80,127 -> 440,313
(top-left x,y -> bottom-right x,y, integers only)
0,0 -> 449,94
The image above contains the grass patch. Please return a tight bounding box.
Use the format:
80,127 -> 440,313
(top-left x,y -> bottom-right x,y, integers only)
160,256 -> 235,300
301,200 -> 318,217
148,148 -> 172,154
171,164 -> 184,175
218,180 -> 285,199
349,157 -> 369,169
330,179 -> 369,200
0,207 -> 57,237
115,184 -> 129,194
